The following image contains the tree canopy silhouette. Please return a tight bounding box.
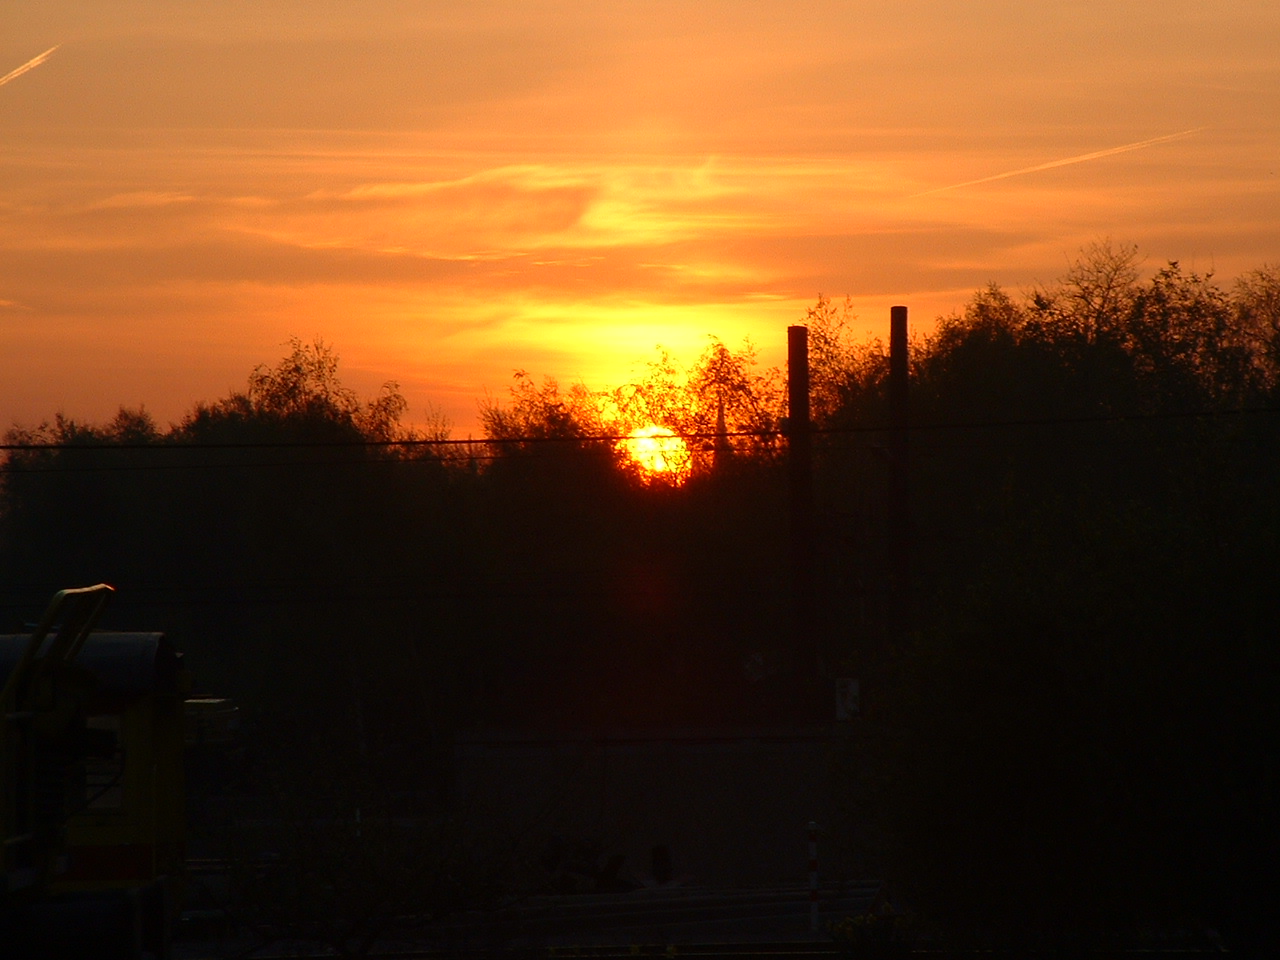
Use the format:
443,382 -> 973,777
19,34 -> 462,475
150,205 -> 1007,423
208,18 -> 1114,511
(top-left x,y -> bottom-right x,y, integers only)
2,244 -> 1278,947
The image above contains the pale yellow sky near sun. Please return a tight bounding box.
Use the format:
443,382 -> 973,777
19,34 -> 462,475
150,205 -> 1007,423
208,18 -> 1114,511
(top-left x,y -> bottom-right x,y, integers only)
1,0 -> 1277,434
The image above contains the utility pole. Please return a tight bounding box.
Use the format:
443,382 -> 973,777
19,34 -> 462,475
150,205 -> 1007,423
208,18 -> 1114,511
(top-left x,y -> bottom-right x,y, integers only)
787,325 -> 817,674
888,306 -> 910,644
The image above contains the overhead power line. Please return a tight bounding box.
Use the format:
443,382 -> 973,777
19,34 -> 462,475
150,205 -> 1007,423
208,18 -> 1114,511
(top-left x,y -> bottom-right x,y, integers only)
1,404 -> 1277,457
0,428 -> 769,453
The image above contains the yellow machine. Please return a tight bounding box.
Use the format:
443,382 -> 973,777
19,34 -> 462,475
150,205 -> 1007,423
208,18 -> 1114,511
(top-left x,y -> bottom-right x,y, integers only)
0,585 -> 191,959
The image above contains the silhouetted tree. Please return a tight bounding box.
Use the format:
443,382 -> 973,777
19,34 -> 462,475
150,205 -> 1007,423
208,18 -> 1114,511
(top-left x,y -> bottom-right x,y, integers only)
1235,263 -> 1280,391
826,245 -> 1280,950
3,246 -> 1279,947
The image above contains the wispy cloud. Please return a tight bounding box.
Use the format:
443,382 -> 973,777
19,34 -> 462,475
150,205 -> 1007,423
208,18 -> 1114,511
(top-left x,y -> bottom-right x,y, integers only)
0,45 -> 60,89
90,191 -> 197,210
910,128 -> 1208,198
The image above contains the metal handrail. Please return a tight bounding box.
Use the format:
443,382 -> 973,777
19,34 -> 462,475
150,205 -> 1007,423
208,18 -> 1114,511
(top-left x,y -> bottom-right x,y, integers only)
0,584 -> 114,714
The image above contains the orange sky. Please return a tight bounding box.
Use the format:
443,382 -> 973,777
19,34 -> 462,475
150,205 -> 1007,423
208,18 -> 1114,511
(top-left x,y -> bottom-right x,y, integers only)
2,1 -> 1277,435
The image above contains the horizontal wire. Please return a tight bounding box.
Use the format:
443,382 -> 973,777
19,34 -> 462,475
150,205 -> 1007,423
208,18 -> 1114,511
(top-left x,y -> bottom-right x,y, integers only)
0,406 -> 1273,476
0,428 -> 768,453
0,442 -> 1270,475
2,404 -> 1278,454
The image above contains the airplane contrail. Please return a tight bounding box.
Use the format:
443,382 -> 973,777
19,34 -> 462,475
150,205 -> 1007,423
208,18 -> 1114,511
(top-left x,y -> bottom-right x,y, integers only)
0,45 -> 60,89
910,127 -> 1207,198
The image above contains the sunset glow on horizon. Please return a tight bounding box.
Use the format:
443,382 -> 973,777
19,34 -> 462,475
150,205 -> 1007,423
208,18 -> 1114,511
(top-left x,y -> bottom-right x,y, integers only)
2,1 -> 1277,436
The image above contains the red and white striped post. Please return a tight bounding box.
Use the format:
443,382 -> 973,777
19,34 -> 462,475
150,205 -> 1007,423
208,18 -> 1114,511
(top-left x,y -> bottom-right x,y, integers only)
807,820 -> 819,932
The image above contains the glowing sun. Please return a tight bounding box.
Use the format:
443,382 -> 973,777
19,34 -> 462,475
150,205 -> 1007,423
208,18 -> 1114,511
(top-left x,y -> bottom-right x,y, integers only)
621,425 -> 691,480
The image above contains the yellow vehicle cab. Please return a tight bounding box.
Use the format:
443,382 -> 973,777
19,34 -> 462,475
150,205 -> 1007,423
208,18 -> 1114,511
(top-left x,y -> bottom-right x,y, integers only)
0,585 -> 190,959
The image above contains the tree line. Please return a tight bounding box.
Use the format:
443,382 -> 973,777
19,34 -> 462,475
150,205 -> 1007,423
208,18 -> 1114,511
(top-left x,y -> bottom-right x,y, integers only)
2,241 -> 1278,947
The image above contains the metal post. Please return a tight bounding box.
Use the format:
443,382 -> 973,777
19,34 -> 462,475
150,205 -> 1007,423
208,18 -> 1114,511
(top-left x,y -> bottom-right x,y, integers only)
888,306 -> 910,642
808,820 -> 819,932
788,325 -> 816,672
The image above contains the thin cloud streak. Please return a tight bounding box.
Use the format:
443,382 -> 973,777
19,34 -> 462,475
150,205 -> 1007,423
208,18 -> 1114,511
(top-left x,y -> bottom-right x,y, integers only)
0,46 -> 60,89
910,128 -> 1208,198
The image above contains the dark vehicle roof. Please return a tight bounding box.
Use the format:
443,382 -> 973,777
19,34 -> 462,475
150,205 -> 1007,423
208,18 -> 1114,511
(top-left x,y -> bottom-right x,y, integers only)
0,632 -> 182,706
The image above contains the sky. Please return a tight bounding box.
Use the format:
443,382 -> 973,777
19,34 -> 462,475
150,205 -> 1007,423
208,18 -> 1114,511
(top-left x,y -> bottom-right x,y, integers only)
2,1 -> 1277,436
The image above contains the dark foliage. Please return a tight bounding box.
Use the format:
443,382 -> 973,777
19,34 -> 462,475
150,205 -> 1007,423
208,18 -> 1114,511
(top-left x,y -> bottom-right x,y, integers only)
3,247 -> 1279,946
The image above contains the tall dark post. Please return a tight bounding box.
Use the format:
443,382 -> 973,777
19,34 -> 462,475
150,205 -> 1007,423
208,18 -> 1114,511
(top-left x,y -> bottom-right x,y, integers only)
788,325 -> 816,673
888,306 -> 910,642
